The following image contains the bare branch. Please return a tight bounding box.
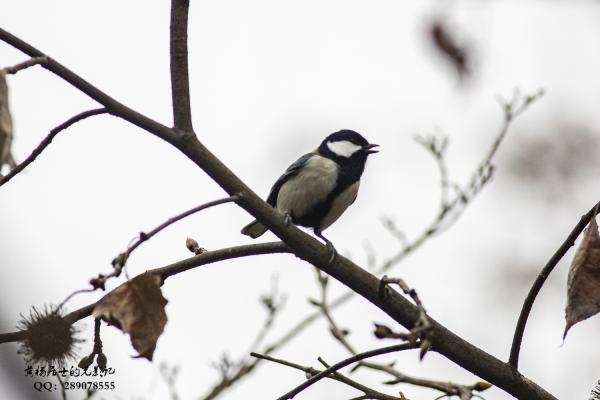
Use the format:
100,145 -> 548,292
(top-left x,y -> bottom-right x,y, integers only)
0,27 -> 179,146
109,195 -> 239,280
382,90 -> 544,272
0,108 -> 107,187
1,56 -> 47,75
170,0 -> 193,132
509,199 -> 600,368
251,352 -> 405,400
261,342 -> 418,400
57,196 -> 240,310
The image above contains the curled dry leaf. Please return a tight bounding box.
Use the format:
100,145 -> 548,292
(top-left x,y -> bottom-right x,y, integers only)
0,71 -> 15,172
93,272 -> 168,360
564,215 -> 600,338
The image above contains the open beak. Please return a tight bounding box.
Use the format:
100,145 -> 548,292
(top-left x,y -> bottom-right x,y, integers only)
364,143 -> 380,154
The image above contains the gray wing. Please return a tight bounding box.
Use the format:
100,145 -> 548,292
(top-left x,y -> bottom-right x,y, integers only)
265,153 -> 315,206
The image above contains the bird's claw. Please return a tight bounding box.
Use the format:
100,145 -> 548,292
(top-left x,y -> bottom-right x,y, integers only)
326,242 -> 337,263
283,212 -> 292,226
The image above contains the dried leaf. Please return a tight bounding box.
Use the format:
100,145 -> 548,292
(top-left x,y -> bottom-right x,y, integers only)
564,216 -> 600,338
93,272 -> 168,360
0,71 -> 15,172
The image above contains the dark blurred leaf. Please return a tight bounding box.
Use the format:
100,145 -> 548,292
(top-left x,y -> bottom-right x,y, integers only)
506,122 -> 600,203
429,19 -> 470,79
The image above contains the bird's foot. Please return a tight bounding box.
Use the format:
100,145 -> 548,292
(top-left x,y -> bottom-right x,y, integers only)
325,241 -> 337,263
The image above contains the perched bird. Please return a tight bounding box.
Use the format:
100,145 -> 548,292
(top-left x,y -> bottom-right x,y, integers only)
241,129 -> 378,261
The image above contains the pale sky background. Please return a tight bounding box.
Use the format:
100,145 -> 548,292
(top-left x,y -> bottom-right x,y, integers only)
2,1 -> 600,399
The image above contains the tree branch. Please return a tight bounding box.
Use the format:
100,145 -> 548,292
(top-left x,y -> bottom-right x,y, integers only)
0,27 -> 179,146
170,0 -> 193,132
1,56 -> 48,75
0,108 -> 107,187
509,200 -> 600,368
253,342 -> 418,400
251,352 -> 405,400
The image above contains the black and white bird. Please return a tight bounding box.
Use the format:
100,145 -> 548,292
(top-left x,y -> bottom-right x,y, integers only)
241,129 -> 378,261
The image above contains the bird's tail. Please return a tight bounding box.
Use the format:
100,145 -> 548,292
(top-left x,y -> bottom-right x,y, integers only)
241,220 -> 268,238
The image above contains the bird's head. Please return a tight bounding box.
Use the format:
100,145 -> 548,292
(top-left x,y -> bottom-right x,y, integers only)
319,130 -> 379,162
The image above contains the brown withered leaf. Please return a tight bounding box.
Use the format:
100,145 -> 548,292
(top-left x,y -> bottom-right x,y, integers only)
93,272 -> 168,360
564,215 -> 600,338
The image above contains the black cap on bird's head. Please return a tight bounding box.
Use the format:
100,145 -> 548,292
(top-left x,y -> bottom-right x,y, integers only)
319,129 -> 379,161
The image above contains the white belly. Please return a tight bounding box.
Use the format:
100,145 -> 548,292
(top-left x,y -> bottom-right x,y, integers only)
276,156 -> 338,219
318,181 -> 359,231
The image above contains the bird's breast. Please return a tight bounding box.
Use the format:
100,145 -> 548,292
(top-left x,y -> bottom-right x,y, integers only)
318,181 -> 360,231
276,156 -> 338,220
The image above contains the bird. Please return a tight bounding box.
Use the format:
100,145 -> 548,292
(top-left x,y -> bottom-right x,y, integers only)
241,129 -> 379,262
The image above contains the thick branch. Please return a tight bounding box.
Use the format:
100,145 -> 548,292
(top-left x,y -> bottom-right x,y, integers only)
170,0 -> 193,132
0,27 -> 179,146
509,200 -> 600,368
0,108 -> 107,187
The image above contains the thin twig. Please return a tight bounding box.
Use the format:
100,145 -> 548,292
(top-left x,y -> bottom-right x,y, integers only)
382,90 -> 544,271
58,288 -> 97,310
0,108 -> 107,187
60,196 -> 238,308
81,195 -> 240,296
509,200 -> 600,368
110,195 -> 238,273
315,269 -> 357,355
1,56 -> 47,74
267,342 -> 418,400
251,352 -> 405,400
56,374 -> 67,400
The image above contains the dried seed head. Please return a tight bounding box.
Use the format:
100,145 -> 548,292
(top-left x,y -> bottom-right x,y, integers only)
78,354 -> 94,370
96,353 -> 107,370
17,305 -> 81,366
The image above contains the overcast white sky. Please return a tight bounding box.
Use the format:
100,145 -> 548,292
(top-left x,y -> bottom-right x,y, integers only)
2,1 -> 600,399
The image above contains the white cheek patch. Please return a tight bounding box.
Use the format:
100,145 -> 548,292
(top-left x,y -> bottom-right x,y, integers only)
327,140 -> 362,158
